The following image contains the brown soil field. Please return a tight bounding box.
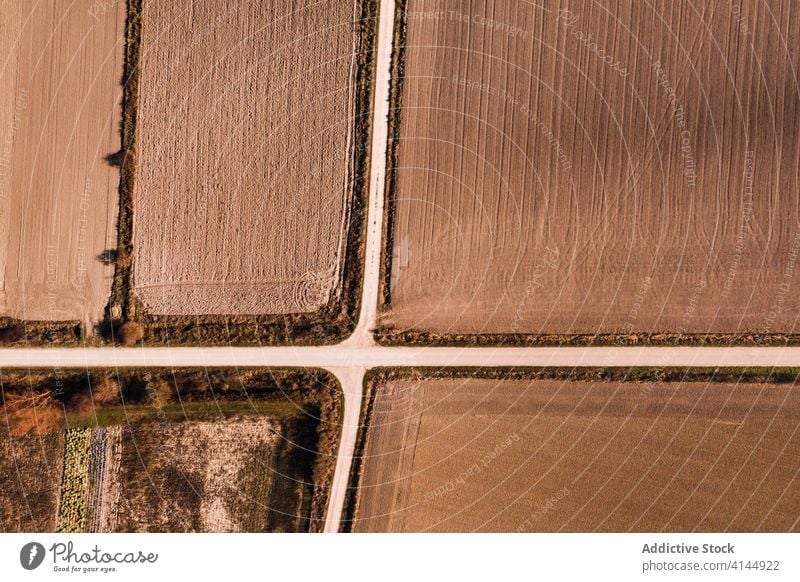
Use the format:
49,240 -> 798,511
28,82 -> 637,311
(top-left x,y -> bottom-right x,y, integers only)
133,0 -> 362,317
351,376 -> 800,532
0,1 -> 125,329
0,429 -> 64,532
93,418 -> 317,532
383,0 -> 800,339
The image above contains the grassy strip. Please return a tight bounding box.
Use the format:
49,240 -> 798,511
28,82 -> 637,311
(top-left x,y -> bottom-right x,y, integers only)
375,327 -> 800,347
67,400 -> 304,429
363,366 -> 800,385
56,428 -> 92,533
104,0 -> 378,346
378,0 -> 408,309
0,319 -> 82,346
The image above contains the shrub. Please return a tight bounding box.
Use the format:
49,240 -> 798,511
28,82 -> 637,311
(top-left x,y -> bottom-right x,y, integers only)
92,375 -> 120,404
57,428 -> 92,533
118,321 -> 144,345
4,392 -> 63,436
147,379 -> 173,409
0,324 -> 25,344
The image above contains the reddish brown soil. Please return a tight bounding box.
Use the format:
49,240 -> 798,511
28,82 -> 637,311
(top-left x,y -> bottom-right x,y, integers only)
384,0 -> 800,337
0,1 -> 125,327
0,429 -> 65,532
353,378 -> 800,532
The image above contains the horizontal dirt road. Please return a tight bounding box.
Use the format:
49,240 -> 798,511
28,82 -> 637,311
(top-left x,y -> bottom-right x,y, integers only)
2,346 -> 800,370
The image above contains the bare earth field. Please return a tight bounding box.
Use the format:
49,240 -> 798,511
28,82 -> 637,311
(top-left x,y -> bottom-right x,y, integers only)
0,429 -> 64,532
352,377 -> 800,532
92,418 -> 316,533
134,0 -> 361,316
384,0 -> 800,337
0,1 -> 124,327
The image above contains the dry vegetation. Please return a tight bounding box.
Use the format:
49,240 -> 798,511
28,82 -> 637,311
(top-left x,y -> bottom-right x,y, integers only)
0,0 -> 125,335
95,418 -> 314,532
0,428 -> 64,532
349,371 -> 800,532
0,368 -> 342,532
382,0 -> 800,344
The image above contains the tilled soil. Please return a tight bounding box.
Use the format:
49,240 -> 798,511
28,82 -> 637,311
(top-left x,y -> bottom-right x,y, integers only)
133,0 -> 361,316
384,0 -> 800,337
0,1 -> 125,327
353,378 -> 800,532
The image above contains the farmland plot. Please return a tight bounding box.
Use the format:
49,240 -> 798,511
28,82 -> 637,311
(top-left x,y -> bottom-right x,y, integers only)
351,377 -> 800,532
94,419 -> 317,533
0,1 -> 125,328
133,0 -> 362,317
0,429 -> 64,532
0,368 -> 341,532
384,0 -> 800,339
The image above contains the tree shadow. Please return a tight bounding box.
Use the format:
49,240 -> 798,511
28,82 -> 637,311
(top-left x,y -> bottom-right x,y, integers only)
105,149 -> 126,168
97,249 -> 118,265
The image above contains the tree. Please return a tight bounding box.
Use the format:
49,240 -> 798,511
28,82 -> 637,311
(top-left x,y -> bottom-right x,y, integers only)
0,324 -> 25,344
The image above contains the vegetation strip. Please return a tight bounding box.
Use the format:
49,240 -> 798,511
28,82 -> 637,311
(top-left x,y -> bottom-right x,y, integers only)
56,428 -> 92,533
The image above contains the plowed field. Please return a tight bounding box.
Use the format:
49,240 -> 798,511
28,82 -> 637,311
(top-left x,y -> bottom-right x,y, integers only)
384,0 -> 800,337
0,1 -> 125,326
352,377 -> 800,532
133,0 -> 361,316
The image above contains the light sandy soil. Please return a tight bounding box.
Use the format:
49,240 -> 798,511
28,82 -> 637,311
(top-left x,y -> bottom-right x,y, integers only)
133,0 -> 360,316
385,0 -> 800,336
352,378 -> 800,532
0,1 -> 125,326
0,429 -> 65,532
93,418 -> 306,532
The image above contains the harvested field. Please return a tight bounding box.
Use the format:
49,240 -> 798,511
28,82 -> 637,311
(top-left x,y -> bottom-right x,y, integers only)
0,1 -> 125,328
383,0 -> 800,340
133,0 -> 363,317
0,428 -> 64,532
351,376 -> 800,532
93,418 -> 317,533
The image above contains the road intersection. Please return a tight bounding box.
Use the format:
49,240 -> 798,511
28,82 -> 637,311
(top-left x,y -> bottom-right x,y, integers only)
1,0 -> 798,533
